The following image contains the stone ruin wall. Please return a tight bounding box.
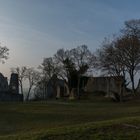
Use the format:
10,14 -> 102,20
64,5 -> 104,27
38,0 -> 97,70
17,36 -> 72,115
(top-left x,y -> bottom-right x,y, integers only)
85,76 -> 125,96
0,73 -> 23,101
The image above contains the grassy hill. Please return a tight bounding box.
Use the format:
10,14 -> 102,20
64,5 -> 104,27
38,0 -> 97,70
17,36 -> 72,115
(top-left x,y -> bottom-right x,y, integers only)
0,96 -> 140,139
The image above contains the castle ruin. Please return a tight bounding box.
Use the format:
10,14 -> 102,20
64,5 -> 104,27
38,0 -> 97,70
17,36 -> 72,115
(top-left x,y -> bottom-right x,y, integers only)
0,73 -> 23,101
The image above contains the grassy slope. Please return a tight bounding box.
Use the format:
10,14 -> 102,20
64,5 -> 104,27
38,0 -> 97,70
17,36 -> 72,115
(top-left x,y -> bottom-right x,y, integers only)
0,96 -> 140,139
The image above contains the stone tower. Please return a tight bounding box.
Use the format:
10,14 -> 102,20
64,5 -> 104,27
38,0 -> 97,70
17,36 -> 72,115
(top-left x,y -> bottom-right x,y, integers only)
9,73 -> 19,94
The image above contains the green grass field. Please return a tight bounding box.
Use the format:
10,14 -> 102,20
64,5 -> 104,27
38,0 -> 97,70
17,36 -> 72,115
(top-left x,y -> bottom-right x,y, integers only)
0,96 -> 140,139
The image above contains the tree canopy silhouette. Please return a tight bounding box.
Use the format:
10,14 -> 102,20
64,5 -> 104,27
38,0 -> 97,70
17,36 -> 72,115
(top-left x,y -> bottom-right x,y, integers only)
0,44 -> 9,63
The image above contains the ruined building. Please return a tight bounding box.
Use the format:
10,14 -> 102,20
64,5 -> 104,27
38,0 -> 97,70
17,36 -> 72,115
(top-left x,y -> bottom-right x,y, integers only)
48,76 -> 126,99
34,75 -> 126,101
44,75 -> 69,99
85,76 -> 125,95
0,73 -> 23,101
82,76 -> 127,101
34,75 -> 70,100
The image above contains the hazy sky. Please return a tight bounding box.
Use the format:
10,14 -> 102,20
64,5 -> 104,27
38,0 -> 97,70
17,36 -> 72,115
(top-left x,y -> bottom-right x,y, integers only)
0,0 -> 140,78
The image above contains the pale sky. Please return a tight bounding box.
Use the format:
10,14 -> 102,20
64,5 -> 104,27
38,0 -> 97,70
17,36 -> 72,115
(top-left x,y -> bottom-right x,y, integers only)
0,0 -> 140,78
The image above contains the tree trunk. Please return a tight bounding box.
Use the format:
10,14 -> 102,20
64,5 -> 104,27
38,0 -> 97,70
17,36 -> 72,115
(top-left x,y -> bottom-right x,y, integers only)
77,76 -> 80,99
44,81 -> 47,100
19,81 -> 23,95
26,86 -> 32,101
131,77 -> 135,94
130,70 -> 135,94
21,84 -> 23,95
119,82 -> 123,102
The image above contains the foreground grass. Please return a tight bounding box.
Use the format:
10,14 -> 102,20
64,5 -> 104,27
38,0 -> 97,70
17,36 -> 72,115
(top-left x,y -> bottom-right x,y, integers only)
1,117 -> 140,140
0,96 -> 140,139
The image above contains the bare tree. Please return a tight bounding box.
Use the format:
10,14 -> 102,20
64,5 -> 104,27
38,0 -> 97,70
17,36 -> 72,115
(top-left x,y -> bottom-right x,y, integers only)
70,45 -> 95,75
96,38 -> 127,102
98,19 -> 140,94
54,45 -> 95,98
54,45 -> 95,80
25,68 -> 40,101
70,45 -> 95,97
38,57 -> 60,98
40,57 -> 60,79
97,37 -> 126,77
54,48 -> 71,81
0,44 -> 9,63
120,19 -> 140,93
39,45 -> 95,99
121,19 -> 140,38
116,35 -> 140,93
